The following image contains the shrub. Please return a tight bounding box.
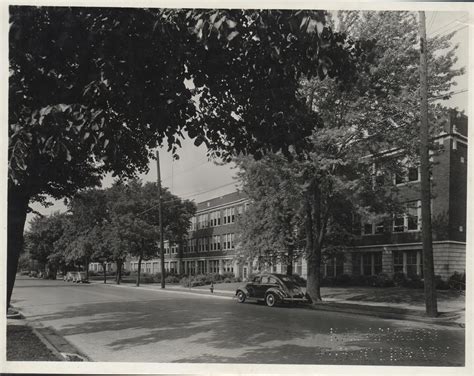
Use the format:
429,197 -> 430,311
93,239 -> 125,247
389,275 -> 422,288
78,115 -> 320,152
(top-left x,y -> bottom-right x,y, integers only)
366,275 -> 378,287
222,272 -> 236,280
130,272 -> 154,284
180,276 -> 191,287
435,275 -> 450,290
351,275 -> 369,286
321,276 -> 335,287
393,272 -> 407,287
223,278 -> 232,283
448,271 -> 466,290
88,270 -> 98,277
334,274 -> 351,286
374,273 -> 395,288
19,270 -> 30,276
404,274 -> 424,289
122,270 -> 131,276
165,275 -> 180,284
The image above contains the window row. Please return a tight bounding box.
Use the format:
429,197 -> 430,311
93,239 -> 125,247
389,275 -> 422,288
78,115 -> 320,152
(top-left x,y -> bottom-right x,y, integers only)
361,201 -> 421,235
372,165 -> 420,188
183,259 -> 234,274
185,234 -> 235,253
351,250 -> 422,276
189,203 -> 249,230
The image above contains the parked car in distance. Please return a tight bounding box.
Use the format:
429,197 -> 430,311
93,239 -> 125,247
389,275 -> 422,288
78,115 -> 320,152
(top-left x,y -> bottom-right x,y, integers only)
235,273 -> 309,307
64,271 -> 88,283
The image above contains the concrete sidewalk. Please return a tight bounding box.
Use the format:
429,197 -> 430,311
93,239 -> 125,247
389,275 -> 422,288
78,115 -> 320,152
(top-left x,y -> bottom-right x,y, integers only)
100,281 -> 466,327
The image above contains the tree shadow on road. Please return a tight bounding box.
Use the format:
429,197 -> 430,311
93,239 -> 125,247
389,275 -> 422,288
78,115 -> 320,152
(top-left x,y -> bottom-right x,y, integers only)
23,292 -> 465,365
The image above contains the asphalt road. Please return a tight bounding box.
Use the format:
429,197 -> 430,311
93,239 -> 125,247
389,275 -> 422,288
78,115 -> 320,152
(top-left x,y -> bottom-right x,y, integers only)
11,276 -> 465,365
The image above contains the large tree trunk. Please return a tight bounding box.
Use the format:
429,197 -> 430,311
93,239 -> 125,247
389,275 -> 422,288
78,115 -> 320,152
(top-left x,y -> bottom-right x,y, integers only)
115,260 -> 122,284
306,250 -> 322,303
102,262 -> 107,284
84,255 -> 89,280
304,186 -> 323,303
286,246 -> 294,276
7,188 -> 30,310
136,255 -> 142,287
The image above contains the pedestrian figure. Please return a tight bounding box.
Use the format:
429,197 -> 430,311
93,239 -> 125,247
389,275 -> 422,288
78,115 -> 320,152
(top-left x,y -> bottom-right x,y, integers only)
210,281 -> 214,294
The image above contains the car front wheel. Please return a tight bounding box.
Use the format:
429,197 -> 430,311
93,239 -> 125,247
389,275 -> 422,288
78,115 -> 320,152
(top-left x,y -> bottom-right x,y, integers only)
236,290 -> 246,303
265,293 -> 277,307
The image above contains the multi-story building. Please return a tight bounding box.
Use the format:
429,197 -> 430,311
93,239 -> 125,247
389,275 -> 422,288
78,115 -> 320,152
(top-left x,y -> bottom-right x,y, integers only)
127,191 -> 249,278
92,112 -> 467,282
343,111 -> 467,280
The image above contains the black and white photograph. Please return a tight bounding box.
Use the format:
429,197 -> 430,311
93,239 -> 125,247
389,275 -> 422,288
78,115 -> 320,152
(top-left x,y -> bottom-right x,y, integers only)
3,0 -> 471,374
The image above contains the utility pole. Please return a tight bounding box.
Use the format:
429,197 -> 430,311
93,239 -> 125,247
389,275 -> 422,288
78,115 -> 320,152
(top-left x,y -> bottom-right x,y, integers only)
419,11 -> 438,317
156,149 -> 166,289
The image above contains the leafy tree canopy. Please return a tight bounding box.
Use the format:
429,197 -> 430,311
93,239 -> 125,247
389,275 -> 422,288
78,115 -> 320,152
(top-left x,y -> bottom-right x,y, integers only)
9,7 -> 363,199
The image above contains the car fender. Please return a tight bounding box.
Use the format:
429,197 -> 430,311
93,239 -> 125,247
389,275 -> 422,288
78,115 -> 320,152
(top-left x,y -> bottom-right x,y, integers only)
265,287 -> 285,301
236,287 -> 249,297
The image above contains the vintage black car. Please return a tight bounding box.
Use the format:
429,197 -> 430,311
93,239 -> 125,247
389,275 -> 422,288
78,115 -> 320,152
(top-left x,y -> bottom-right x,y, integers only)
235,273 -> 309,307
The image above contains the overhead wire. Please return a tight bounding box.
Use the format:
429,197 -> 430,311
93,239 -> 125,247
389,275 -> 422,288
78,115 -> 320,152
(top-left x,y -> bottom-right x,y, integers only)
429,16 -> 469,37
135,181 -> 239,217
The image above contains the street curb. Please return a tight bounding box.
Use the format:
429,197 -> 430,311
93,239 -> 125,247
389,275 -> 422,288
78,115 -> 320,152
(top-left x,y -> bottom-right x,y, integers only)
93,282 -> 464,327
9,308 -> 90,362
95,281 -> 235,301
307,302 -> 464,328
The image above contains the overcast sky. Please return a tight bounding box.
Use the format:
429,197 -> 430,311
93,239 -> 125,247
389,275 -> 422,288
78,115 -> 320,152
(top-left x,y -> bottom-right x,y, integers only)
26,10 -> 469,226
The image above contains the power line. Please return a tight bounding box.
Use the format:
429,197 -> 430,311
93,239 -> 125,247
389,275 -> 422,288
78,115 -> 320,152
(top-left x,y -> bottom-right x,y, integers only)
178,181 -> 239,199
161,158 -> 210,183
428,13 -> 437,31
135,181 -> 239,217
432,24 -> 468,39
428,16 -> 468,36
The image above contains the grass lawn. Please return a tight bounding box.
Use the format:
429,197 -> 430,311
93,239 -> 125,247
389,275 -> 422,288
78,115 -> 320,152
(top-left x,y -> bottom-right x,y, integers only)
7,324 -> 60,361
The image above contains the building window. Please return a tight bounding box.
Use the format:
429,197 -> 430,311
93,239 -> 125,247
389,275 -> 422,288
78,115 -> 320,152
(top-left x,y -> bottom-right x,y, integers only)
210,211 -> 221,227
223,207 -> 235,224
325,256 -> 344,277
212,235 -> 221,251
393,250 -> 422,276
393,215 -> 405,233
209,260 -> 219,274
190,217 -> 196,231
352,252 -> 382,276
375,222 -> 384,234
363,223 -> 373,235
394,163 -> 420,185
395,173 -> 405,185
406,201 -> 420,230
198,214 -> 209,229
407,167 -> 419,182
393,201 -> 421,232
374,171 -> 385,187
393,251 -> 404,273
406,252 -> 417,276
223,259 -> 234,273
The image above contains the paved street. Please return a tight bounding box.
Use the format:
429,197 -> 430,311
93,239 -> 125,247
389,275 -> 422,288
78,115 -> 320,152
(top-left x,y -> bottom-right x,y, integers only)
11,276 -> 464,365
